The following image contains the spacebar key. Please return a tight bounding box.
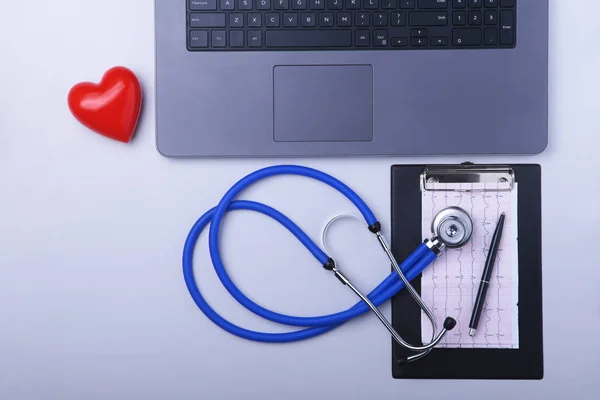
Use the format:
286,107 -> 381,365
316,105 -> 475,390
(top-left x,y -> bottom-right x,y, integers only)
266,30 -> 352,47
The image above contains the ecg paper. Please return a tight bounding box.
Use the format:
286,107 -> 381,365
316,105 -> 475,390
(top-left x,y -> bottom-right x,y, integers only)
420,182 -> 519,349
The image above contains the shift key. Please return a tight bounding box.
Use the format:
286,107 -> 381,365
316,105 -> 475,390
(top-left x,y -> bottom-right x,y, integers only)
453,28 -> 481,46
189,13 -> 226,27
410,12 -> 448,26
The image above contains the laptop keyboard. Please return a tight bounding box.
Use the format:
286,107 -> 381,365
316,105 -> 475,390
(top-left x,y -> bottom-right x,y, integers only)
186,0 -> 516,51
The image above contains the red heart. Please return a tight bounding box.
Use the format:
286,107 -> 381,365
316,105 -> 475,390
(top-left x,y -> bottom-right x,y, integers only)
68,66 -> 142,143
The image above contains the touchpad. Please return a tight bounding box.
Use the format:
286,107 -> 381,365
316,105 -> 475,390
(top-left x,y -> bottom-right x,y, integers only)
273,65 -> 373,142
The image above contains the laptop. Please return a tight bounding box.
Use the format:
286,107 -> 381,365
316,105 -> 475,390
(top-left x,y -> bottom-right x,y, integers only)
154,0 -> 548,157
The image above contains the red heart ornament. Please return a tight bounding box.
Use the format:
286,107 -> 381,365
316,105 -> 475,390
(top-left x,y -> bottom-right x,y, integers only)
68,66 -> 142,143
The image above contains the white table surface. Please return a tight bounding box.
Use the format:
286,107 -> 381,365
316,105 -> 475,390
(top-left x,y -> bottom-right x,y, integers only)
1,1 -> 599,399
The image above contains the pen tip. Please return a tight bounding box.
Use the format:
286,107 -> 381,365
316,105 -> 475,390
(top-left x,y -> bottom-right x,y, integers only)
469,328 -> 476,337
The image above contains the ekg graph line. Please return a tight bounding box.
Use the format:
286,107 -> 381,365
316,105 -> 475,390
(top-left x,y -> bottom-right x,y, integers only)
420,182 -> 520,349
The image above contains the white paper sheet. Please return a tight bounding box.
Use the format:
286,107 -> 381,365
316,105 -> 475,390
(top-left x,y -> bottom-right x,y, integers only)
420,182 -> 519,349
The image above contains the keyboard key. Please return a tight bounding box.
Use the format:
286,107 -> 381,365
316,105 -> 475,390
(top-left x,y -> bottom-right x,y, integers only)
338,12 -> 351,26
453,11 -> 466,25
356,12 -> 370,26
220,0 -> 234,10
239,0 -> 252,9
189,0 -> 217,10
275,0 -> 290,9
410,11 -> 448,26
500,9 -> 514,44
266,13 -> 280,27
356,30 -> 370,46
485,10 -> 497,25
230,13 -> 244,26
373,12 -> 388,26
469,10 -> 482,25
248,13 -> 262,27
248,30 -> 262,47
485,27 -> 497,44
453,28 -> 481,45
411,28 -> 427,37
310,0 -> 325,8
346,0 -> 360,9
212,30 -> 226,47
265,29 -> 352,47
500,0 -> 513,6
453,0 -> 466,8
257,0 -> 271,9
484,0 -> 497,7
391,12 -> 406,26
469,0 -> 482,7
400,0 -> 415,8
189,30 -> 209,47
320,13 -> 334,26
284,13 -> 298,26
329,0 -> 343,9
373,29 -> 388,46
419,0 -> 448,8
411,37 -> 427,46
302,13 -> 316,26
382,0 -> 397,9
292,0 -> 307,8
365,0 -> 379,9
190,13 -> 226,27
230,30 -> 244,47
431,36 -> 447,46
391,37 -> 408,46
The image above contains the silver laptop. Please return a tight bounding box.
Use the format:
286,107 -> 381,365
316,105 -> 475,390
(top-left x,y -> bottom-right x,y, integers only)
155,0 -> 548,157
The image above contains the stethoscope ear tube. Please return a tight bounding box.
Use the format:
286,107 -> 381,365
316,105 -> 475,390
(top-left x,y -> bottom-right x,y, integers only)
182,165 -> 456,365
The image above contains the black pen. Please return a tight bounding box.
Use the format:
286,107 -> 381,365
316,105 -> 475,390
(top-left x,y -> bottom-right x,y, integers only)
469,212 -> 506,337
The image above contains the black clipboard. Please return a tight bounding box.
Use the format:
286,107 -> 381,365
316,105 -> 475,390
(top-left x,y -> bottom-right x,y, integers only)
390,163 -> 543,380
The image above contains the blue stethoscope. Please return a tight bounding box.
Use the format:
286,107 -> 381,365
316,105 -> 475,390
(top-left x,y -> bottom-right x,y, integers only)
182,165 -> 463,365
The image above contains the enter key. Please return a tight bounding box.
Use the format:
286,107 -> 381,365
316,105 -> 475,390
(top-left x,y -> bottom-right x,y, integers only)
500,9 -> 515,45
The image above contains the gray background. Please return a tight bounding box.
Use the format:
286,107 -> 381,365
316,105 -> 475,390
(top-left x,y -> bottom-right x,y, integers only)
0,0 -> 598,399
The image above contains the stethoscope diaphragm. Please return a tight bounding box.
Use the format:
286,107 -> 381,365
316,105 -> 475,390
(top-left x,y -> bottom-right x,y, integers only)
431,206 -> 473,248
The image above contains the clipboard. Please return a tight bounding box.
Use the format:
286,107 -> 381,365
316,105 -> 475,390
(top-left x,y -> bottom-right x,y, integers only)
390,163 -> 543,380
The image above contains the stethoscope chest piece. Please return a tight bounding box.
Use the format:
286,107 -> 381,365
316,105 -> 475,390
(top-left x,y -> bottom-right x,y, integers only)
432,206 -> 473,248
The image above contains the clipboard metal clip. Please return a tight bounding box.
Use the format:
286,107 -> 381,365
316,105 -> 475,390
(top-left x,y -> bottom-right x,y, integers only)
420,164 -> 515,192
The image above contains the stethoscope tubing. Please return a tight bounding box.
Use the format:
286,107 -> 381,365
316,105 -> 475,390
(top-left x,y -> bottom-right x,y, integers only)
182,165 -> 438,343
